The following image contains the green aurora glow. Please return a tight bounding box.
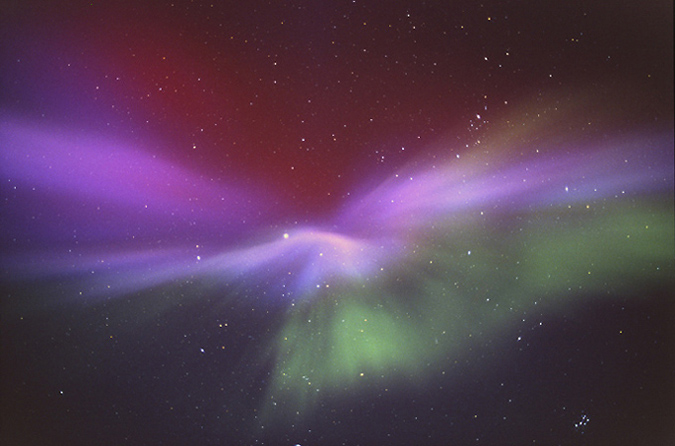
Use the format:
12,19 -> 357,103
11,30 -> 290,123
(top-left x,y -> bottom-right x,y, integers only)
260,198 -> 674,422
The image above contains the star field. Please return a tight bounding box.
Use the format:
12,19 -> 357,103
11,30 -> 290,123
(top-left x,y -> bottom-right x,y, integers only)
1,1 -> 674,445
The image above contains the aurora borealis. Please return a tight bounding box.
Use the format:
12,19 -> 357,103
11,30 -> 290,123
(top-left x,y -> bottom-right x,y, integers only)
2,1 -> 674,445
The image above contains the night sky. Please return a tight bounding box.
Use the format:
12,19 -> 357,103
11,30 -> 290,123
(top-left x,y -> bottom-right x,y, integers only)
1,1 -> 674,445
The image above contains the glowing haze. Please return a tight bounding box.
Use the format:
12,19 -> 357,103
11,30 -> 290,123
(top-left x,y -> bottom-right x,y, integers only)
2,106 -> 673,424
